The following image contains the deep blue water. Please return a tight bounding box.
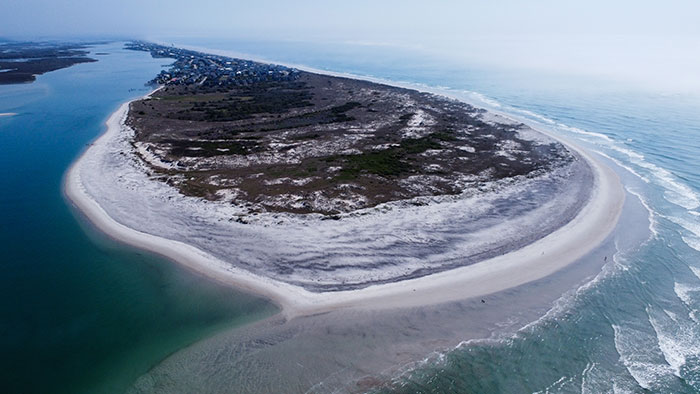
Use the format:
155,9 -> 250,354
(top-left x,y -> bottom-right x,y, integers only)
3,38 -> 700,393
0,43 -> 277,394
165,38 -> 700,392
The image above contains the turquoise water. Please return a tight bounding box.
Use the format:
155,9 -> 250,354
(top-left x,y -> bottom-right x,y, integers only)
164,38 -> 700,392
0,43 -> 277,394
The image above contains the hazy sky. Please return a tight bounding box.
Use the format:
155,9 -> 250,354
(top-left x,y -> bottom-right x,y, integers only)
3,0 -> 699,40
3,1 -> 700,91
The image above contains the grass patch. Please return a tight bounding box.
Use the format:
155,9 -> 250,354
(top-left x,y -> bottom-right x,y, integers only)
400,137 -> 441,154
430,131 -> 458,141
336,149 -> 407,180
330,132 -> 454,179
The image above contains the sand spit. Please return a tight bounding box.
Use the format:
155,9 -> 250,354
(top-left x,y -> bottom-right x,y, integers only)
65,80 -> 624,319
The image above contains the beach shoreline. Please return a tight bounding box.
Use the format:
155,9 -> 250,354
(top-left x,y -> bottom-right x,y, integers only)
64,70 -> 625,319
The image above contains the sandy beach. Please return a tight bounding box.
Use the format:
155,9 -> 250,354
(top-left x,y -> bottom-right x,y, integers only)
64,78 -> 624,319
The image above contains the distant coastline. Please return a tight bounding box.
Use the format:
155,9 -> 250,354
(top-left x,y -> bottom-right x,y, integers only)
0,41 -> 97,85
64,50 -> 625,318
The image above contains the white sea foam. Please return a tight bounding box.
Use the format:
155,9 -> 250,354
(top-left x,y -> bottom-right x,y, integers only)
689,266 -> 700,281
553,118 -> 700,214
582,361 -> 639,394
544,113 -> 700,212
512,108 -> 557,125
580,362 -> 606,394
682,236 -> 700,252
666,215 -> 700,252
673,282 -> 699,323
595,151 -> 650,183
624,187 -> 660,239
611,382 -> 637,394
466,91 -> 502,108
556,123 -> 614,143
674,282 -> 696,307
612,323 -> 675,390
532,375 -> 576,394
603,146 -> 700,210
647,306 -> 700,380
645,171 -> 699,211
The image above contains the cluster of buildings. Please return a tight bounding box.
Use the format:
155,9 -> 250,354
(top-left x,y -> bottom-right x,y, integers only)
126,41 -> 300,88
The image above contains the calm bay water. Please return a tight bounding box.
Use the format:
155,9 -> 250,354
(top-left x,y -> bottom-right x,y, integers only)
2,38 -> 700,393
166,38 -> 700,392
0,43 -> 277,394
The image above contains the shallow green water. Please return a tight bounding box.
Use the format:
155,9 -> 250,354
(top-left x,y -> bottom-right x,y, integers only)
0,42 -> 278,394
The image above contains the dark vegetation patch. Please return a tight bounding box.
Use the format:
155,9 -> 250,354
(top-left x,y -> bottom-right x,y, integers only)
126,55 -> 573,215
171,82 -> 313,122
0,42 -> 97,85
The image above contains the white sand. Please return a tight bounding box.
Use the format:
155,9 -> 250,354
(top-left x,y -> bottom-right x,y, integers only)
64,83 -> 624,319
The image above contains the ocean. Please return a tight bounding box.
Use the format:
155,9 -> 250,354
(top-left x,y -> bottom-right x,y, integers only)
2,38 -> 700,393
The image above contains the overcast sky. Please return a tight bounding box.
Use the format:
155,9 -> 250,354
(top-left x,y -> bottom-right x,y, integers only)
3,1 -> 700,91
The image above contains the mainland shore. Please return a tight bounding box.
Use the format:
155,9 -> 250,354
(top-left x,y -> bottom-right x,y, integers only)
64,71 -> 624,319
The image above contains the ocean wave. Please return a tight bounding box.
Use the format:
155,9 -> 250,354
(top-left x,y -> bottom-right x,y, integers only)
557,118 -> 700,213
582,361 -> 639,394
673,282 -> 699,323
581,362 -> 615,394
611,382 -> 638,394
602,143 -> 700,211
690,266 -> 700,281
648,309 -> 684,377
464,91 -> 502,108
624,186 -> 660,239
612,323 -> 676,390
525,105 -> 699,212
602,144 -> 700,210
647,306 -> 700,388
594,151 -> 650,183
512,108 -> 557,125
674,282 -> 697,307
555,123 -> 614,143
666,215 -> 700,252
461,88 -> 700,213
638,168 -> 700,211
531,375 -> 577,394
